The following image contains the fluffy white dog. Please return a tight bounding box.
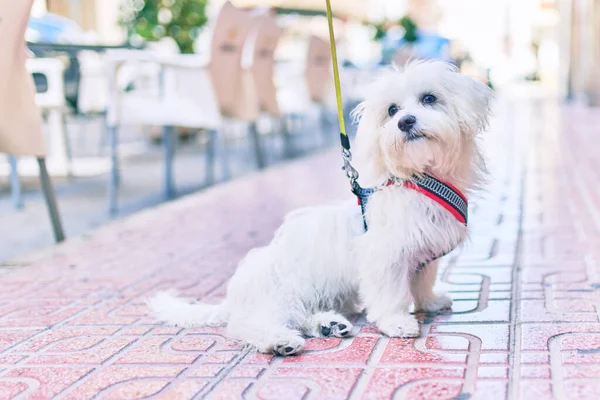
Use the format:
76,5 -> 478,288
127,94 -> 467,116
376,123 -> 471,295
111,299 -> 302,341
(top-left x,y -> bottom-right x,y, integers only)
148,60 -> 492,356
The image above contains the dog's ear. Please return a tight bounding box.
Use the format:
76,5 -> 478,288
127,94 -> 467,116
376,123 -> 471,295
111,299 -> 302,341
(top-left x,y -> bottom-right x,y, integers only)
351,101 -> 376,162
350,100 -> 387,183
461,74 -> 494,134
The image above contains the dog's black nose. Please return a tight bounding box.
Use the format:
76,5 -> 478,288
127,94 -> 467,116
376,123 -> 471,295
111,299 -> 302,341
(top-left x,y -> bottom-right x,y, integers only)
398,115 -> 417,132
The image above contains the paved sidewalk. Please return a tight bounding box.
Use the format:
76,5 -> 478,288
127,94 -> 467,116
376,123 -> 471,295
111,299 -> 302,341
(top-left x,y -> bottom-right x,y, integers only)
1,94 -> 599,399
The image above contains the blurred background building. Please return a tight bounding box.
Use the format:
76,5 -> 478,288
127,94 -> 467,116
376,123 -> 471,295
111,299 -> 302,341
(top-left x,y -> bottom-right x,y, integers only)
26,0 -> 600,105
3,0 -> 599,261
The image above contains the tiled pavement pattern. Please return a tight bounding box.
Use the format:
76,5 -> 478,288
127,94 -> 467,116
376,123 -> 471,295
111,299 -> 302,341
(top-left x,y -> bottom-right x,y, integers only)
1,95 -> 600,399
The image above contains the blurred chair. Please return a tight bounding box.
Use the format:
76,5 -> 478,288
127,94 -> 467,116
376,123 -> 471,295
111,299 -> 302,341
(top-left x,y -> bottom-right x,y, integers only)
26,57 -> 72,177
103,1 -> 266,214
77,50 -> 109,116
104,49 -> 221,214
0,0 -> 65,242
305,36 -> 333,105
208,1 -> 262,168
247,10 -> 290,156
305,35 -> 336,144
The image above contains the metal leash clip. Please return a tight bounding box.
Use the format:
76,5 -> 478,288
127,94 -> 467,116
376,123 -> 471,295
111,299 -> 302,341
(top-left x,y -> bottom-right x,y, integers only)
341,148 -> 359,183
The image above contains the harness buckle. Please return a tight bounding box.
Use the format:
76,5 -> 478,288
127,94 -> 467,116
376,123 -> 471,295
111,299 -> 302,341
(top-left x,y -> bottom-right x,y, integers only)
341,148 -> 359,183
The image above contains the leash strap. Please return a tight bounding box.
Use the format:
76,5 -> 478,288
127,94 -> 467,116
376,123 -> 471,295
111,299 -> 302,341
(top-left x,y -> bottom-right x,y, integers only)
325,0 -> 358,182
325,0 -> 347,144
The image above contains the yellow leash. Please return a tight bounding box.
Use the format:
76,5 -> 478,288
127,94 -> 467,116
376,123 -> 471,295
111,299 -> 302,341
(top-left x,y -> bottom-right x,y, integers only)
324,0 -> 358,183
325,0 -> 346,137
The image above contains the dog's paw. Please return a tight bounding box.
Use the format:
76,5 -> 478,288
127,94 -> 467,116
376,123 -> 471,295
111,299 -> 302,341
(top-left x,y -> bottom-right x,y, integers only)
415,294 -> 453,313
377,314 -> 421,338
273,336 -> 305,356
303,312 -> 354,338
320,319 -> 353,338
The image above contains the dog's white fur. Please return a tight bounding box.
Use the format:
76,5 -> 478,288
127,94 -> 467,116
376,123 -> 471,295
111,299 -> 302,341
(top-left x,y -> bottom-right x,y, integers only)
148,60 -> 493,356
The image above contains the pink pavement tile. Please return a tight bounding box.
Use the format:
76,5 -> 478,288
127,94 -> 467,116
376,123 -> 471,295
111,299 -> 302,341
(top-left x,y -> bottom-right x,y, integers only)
255,381 -> 310,400
119,325 -> 154,335
479,353 -> 508,364
201,352 -> 239,364
519,299 -> 598,322
91,379 -> 170,399
2,367 -> 93,398
563,364 -> 600,379
205,380 -> 252,399
434,300 -> 511,323
560,333 -> 600,350
561,351 -> 600,364
186,365 -> 224,378
283,337 -> 377,364
228,366 -> 265,378
62,365 -> 185,399
0,354 -> 26,365
471,381 -> 508,400
0,381 -> 28,398
257,367 -> 363,400
170,335 -> 218,352
426,335 -> 471,351
363,367 -> 464,399
520,323 -> 600,351
519,365 -> 551,379
519,380 -> 553,399
42,336 -> 106,353
65,303 -> 141,326
27,337 -> 135,364
154,380 -> 209,399
112,337 -> 199,364
380,338 -> 467,364
303,337 -> 343,351
0,329 -> 43,352
520,352 -> 550,364
477,366 -> 508,379
11,326 -> 119,352
563,380 -> 600,400
400,381 -> 464,400
241,352 -> 274,365
150,326 -> 184,335
431,324 -> 510,351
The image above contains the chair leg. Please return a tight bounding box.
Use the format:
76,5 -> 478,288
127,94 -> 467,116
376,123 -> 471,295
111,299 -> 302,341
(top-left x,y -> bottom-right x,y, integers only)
61,112 -> 74,178
219,121 -> 232,181
37,157 -> 65,243
163,125 -> 176,199
319,105 -> 330,147
107,125 -> 119,215
280,115 -> 293,159
8,156 -> 23,209
248,121 -> 265,169
205,129 -> 216,186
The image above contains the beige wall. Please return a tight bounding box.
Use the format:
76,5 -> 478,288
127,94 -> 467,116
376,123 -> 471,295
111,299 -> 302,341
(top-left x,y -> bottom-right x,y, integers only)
566,0 -> 600,105
46,0 -> 125,44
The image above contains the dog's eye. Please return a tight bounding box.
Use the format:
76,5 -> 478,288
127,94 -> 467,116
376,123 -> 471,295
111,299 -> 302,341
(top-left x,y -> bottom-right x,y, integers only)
388,104 -> 399,117
422,94 -> 437,104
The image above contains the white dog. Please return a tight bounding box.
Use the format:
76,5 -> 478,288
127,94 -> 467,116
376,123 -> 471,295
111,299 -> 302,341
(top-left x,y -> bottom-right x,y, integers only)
148,60 -> 492,356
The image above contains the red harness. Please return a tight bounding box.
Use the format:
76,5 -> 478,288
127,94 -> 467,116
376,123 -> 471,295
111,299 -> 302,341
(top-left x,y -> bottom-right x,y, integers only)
353,174 -> 469,231
388,177 -> 468,225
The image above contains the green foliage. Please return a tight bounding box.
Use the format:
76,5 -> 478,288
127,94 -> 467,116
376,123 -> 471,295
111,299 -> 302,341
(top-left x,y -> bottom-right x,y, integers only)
372,22 -> 387,42
121,0 -> 208,54
398,16 -> 418,43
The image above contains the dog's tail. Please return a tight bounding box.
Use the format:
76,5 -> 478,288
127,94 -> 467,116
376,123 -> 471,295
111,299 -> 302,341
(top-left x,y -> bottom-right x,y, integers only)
146,291 -> 229,327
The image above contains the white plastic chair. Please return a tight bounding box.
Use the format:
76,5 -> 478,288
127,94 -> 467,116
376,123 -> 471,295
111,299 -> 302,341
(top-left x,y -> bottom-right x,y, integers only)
104,49 -> 221,214
0,0 -> 65,242
25,57 -> 72,177
77,50 -> 109,115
